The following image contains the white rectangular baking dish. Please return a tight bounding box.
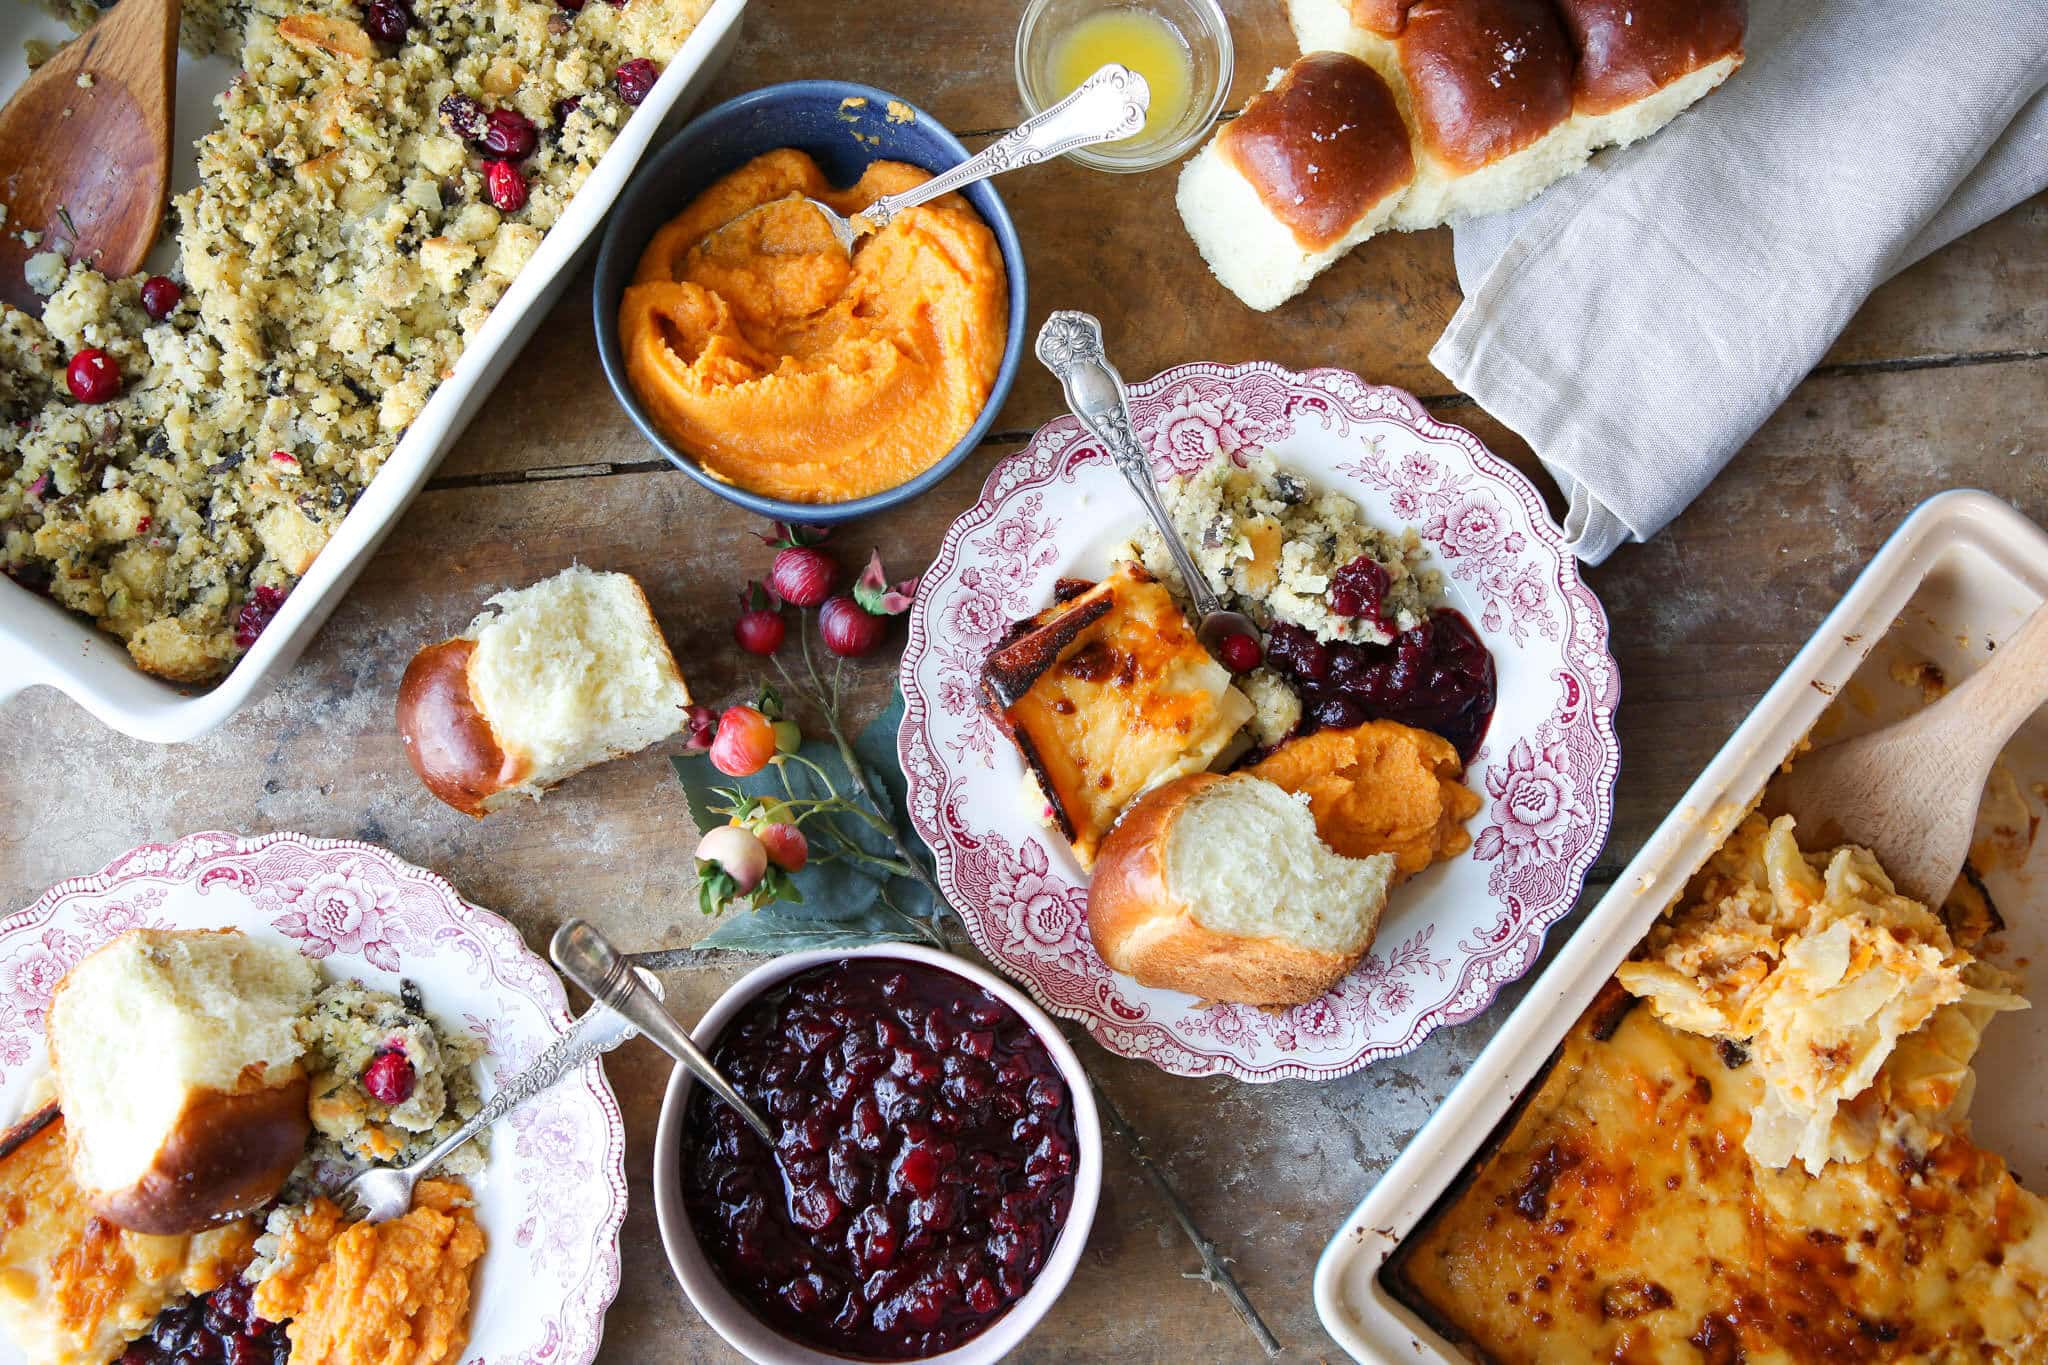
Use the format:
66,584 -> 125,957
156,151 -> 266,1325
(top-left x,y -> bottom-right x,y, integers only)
0,0 -> 746,742
1314,487 -> 2048,1362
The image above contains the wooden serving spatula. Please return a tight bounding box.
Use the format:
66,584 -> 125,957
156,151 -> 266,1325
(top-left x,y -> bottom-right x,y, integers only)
1771,599 -> 2048,906
0,0 -> 179,315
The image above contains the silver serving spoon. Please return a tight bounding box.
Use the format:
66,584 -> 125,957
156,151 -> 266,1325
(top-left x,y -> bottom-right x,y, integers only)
1036,310 -> 1262,654
704,63 -> 1150,256
549,918 -> 775,1142
336,965 -> 663,1223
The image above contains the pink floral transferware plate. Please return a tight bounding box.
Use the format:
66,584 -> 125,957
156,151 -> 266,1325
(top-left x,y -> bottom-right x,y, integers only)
0,831 -> 627,1364
897,363 -> 1620,1082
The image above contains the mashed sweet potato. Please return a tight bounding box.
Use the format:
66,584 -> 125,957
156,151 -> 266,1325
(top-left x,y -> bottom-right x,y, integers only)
1249,720 -> 1480,880
619,148 -> 1006,503
252,1178 -> 483,1365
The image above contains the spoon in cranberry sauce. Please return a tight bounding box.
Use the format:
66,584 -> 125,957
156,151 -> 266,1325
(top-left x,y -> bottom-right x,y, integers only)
550,918 -> 775,1142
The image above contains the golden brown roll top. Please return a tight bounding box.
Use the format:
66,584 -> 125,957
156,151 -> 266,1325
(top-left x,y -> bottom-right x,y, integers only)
398,637 -> 523,819
1558,0 -> 1749,115
1399,0 -> 1576,175
1218,52 -> 1417,252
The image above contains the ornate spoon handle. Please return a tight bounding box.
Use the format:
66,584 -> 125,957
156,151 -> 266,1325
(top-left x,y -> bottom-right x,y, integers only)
1035,310 -> 1224,618
863,65 -> 1150,231
402,977 -> 647,1177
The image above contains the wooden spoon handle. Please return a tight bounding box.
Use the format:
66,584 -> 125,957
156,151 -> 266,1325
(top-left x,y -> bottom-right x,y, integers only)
1934,600 -> 2048,755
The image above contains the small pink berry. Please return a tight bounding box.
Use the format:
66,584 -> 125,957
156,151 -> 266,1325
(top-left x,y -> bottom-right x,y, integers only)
65,348 -> 120,403
768,546 -> 835,608
734,606 -> 785,655
757,822 -> 807,873
818,595 -> 886,657
485,159 -> 527,211
362,1049 -> 416,1105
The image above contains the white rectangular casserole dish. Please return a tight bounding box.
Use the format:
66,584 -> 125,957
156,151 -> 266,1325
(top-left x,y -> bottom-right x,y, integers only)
0,0 -> 746,742
1314,487 -> 2048,1362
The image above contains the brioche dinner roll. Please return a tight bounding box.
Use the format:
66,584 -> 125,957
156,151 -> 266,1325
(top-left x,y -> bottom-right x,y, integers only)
48,929 -> 318,1235
1198,0 -> 1747,309
1088,773 -> 1397,1006
398,565 -> 692,817
1177,53 -> 1415,311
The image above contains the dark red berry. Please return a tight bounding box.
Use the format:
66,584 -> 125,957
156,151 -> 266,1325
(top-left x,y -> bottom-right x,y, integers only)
555,0 -> 586,8
1328,554 -> 1391,623
484,159 -> 527,211
362,0 -> 411,44
552,94 -> 583,125
481,108 -> 538,159
767,545 -> 834,607
362,1049 -> 416,1105
233,585 -> 287,650
140,275 -> 182,320
818,595 -> 885,657
438,93 -> 486,140
65,348 -> 120,403
614,58 -> 658,106
734,606 -> 785,656
1217,631 -> 1261,673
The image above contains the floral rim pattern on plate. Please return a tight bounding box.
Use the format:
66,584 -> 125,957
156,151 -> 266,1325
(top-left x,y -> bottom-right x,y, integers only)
897,362 -> 1620,1082
0,831 -> 627,1365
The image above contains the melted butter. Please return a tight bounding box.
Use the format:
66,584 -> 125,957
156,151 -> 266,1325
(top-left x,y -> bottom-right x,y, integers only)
1046,7 -> 1193,142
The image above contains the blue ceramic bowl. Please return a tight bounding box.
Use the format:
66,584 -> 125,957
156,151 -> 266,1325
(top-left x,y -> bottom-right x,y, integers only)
593,81 -> 1028,524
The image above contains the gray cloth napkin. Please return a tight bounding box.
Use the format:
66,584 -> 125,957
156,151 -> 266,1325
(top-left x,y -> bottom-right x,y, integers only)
1431,0 -> 2048,564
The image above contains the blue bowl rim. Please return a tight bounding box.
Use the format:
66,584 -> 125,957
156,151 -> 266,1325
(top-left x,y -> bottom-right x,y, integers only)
592,79 -> 1029,525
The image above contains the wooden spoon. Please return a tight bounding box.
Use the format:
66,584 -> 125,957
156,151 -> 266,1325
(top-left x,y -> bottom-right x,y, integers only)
1771,599 -> 2048,905
0,0 -> 179,316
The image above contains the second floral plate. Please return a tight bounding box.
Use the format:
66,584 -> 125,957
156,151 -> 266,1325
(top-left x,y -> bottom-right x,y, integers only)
897,362 -> 1620,1081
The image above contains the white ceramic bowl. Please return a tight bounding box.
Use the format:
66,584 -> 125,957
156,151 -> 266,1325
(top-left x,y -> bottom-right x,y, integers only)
653,945 -> 1103,1365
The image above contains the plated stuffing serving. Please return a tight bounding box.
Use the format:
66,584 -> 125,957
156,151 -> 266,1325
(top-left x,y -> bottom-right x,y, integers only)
0,927 -> 493,1365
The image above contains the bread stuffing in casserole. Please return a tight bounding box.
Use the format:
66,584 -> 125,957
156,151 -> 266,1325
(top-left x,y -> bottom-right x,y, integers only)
1,0 -> 709,682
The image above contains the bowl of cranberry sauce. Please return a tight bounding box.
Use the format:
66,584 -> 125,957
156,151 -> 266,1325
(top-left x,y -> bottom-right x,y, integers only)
654,946 -> 1101,1364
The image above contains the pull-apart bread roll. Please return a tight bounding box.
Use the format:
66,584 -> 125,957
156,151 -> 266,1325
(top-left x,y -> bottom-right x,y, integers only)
1176,53 -> 1416,311
399,565 -> 692,816
1556,0 -> 1747,149
1388,0 -> 1583,228
48,928 -> 318,1235
1089,773 -> 1398,1006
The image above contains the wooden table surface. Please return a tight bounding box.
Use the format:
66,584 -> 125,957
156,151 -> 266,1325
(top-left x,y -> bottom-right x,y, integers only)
4,3 -> 2045,1361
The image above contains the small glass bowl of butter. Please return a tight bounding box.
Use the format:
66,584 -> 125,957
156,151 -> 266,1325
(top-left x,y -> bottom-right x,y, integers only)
1015,0 -> 1233,173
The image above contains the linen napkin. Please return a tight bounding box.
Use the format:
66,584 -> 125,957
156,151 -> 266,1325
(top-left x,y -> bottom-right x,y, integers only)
1430,0 -> 2048,564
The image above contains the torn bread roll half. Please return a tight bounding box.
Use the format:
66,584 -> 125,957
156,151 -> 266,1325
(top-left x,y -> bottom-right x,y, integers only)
398,565 -> 692,816
1177,52 -> 1415,312
48,929 -> 318,1235
1193,0 -> 1745,309
1088,772 -> 1397,1006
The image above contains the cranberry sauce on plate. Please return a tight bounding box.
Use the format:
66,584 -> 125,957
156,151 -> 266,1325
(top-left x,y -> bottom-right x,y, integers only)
121,1278 -> 289,1365
681,960 -> 1078,1360
1265,607 -> 1497,762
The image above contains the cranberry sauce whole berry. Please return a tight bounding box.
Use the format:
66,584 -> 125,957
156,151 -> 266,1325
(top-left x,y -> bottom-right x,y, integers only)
1263,608 -> 1497,763
121,1277 -> 289,1365
682,961 -> 1078,1361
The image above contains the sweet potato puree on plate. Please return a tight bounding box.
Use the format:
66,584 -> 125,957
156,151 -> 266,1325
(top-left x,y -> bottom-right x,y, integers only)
619,148 -> 1007,503
1250,720 -> 1481,881
252,1178 -> 484,1365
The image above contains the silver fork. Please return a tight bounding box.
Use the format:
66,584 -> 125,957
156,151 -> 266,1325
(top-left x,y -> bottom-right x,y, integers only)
334,968 -> 659,1223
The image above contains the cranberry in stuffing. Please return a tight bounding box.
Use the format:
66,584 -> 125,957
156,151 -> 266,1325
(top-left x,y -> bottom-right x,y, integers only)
362,1047 -> 417,1105
65,348 -> 120,403
484,159 -> 528,212
232,585 -> 287,650
480,108 -> 539,160
614,58 -> 659,106
362,0 -> 412,44
438,93 -> 487,141
140,275 -> 183,320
